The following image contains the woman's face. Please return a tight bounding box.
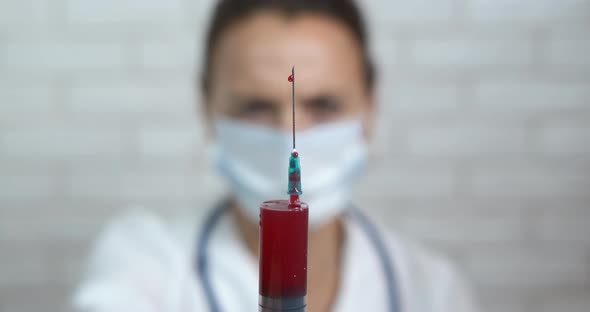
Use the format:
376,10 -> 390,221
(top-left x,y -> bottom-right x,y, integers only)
205,11 -> 374,134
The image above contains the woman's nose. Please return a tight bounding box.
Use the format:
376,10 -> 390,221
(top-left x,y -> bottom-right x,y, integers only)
278,106 -> 294,133
277,101 -> 313,133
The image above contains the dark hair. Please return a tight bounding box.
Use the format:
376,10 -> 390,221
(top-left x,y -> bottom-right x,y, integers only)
201,0 -> 375,97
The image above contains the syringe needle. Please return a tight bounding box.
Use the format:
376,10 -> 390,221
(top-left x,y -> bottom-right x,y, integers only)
291,66 -> 296,150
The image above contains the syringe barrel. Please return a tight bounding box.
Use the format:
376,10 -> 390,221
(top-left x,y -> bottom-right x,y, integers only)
259,200 -> 308,312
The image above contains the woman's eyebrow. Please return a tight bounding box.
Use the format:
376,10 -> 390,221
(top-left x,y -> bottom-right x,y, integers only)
230,95 -> 277,106
227,95 -> 281,115
302,95 -> 342,106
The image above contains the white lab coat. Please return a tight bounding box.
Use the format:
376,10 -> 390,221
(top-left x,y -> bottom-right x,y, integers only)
74,207 -> 478,312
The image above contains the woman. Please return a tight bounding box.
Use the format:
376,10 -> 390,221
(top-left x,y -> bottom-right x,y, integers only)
75,1 -> 477,311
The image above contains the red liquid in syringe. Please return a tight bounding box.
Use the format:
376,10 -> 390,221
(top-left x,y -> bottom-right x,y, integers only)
259,199 -> 308,298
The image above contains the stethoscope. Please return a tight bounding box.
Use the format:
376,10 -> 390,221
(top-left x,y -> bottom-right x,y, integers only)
196,202 -> 401,312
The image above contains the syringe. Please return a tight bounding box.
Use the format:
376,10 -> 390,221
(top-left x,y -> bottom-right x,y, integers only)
287,66 -> 302,206
259,67 -> 309,312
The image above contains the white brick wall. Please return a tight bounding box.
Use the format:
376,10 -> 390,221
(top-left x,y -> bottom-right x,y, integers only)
534,208 -> 590,244
475,80 -> 590,111
407,125 -> 529,157
1,0 -> 589,311
362,0 -> 455,24
546,38 -> 590,68
536,123 -> 590,156
0,0 -> 49,24
1,41 -> 128,73
140,37 -> 199,71
66,81 -> 194,114
0,86 -> 53,113
66,0 -> 185,23
0,175 -> 56,201
470,166 -> 590,199
412,37 -> 532,70
468,0 -> 590,22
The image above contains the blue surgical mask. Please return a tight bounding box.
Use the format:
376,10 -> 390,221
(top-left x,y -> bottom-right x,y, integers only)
210,118 -> 368,227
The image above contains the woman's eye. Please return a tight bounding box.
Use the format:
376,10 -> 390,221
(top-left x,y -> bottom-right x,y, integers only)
233,99 -> 276,119
306,96 -> 343,119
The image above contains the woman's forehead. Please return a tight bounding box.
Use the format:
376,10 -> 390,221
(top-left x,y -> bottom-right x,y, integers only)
211,12 -> 366,95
